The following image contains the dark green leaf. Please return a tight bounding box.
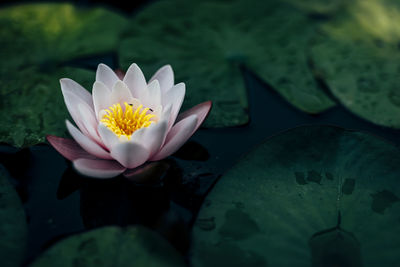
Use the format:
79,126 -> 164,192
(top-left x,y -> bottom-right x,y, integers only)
310,0 -> 400,128
191,126 -> 400,266
30,226 -> 185,267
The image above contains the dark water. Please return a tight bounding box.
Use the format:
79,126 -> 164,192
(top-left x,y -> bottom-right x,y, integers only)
2,65 -> 400,264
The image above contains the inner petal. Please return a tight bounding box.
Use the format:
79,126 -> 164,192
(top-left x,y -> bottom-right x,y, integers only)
100,102 -> 157,139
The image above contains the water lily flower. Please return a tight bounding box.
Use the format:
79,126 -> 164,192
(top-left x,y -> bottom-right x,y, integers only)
47,63 -> 212,179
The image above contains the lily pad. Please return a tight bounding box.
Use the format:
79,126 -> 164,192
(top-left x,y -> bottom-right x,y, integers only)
310,0 -> 400,128
119,0 -> 335,127
191,126 -> 400,266
30,226 -> 185,267
0,3 -> 127,147
0,165 -> 28,267
0,3 -> 127,68
0,67 -> 94,147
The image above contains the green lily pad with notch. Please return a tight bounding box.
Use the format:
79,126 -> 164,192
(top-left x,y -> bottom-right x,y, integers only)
0,165 -> 28,267
0,3 -> 128,147
30,226 -> 185,267
310,0 -> 400,128
191,125 -> 400,266
119,0 -> 335,128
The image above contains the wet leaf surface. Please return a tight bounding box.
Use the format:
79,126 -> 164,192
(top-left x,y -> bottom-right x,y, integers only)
191,125 -> 400,267
310,0 -> 400,128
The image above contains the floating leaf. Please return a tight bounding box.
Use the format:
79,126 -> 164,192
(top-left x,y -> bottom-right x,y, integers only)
191,126 -> 400,266
310,0 -> 400,128
30,226 -> 185,267
0,3 -> 127,68
0,3 -> 128,147
0,67 -> 94,147
119,0 -> 335,127
0,165 -> 28,267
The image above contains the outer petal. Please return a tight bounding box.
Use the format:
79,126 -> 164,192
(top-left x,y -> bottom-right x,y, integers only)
73,158 -> 126,178
60,78 -> 93,108
96,63 -> 120,90
66,120 -> 112,160
149,64 -> 174,94
177,101 -> 212,135
62,90 -> 92,137
162,83 -> 185,132
77,103 -> 103,145
47,135 -> 95,161
151,114 -> 198,161
110,80 -> 133,105
98,124 -> 119,150
92,81 -> 111,120
110,142 -> 150,169
123,63 -> 147,100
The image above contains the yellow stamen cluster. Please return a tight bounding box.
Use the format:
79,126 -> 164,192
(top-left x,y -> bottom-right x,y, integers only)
101,102 -> 155,139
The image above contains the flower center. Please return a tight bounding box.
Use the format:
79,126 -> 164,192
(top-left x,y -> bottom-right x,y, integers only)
101,102 -> 155,139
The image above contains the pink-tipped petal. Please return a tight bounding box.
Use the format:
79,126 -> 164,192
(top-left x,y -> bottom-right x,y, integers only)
149,65 -> 174,94
144,79 -> 161,109
162,83 -> 185,132
151,114 -> 198,161
66,120 -> 112,160
60,78 -> 93,108
93,81 -> 111,120
77,103 -> 103,145
110,80 -> 133,105
47,135 -> 95,161
123,63 -> 147,100
98,124 -> 119,150
96,63 -> 120,90
110,142 -> 150,169
177,101 -> 212,134
73,158 -> 126,178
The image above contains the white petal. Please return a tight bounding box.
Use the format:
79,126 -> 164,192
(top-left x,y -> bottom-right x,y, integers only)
66,120 -> 112,160
141,119 -> 168,158
77,103 -> 103,145
110,142 -> 150,169
92,81 -> 111,120
110,80 -> 133,105
150,64 -> 174,94
60,78 -> 93,108
151,114 -> 198,161
162,83 -> 185,132
98,124 -> 119,150
123,63 -> 147,100
96,63 -> 120,90
144,79 -> 161,109
73,158 -> 126,178
62,90 -> 91,137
